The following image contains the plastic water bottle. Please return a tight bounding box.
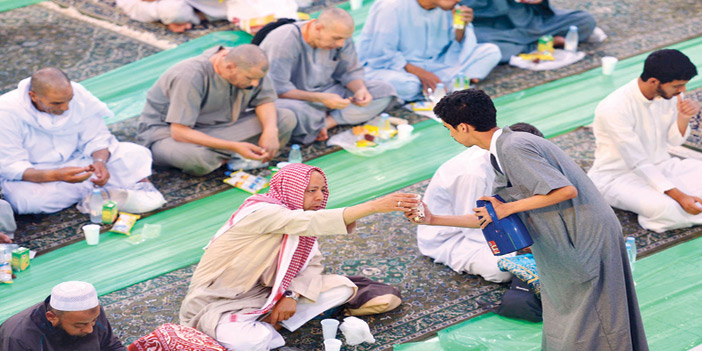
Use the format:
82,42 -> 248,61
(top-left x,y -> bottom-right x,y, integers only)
288,144 -> 302,164
377,113 -> 392,142
625,236 -> 636,272
89,188 -> 103,224
433,83 -> 447,102
564,25 -> 578,52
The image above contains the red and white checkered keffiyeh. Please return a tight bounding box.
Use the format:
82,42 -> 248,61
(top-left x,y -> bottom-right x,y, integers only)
128,323 -> 226,351
211,163 -> 328,321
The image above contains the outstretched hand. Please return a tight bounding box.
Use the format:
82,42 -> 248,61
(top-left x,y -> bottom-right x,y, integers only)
404,201 -> 432,225
372,193 -> 421,213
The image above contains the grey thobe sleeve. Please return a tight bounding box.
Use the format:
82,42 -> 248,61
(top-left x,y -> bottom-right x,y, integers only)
500,139 -> 573,196
247,75 -> 278,108
260,27 -> 303,96
332,40 -> 365,87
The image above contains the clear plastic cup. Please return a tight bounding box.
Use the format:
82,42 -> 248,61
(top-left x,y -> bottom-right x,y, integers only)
350,0 -> 362,10
321,319 -> 339,340
397,124 -> 414,140
324,339 -> 342,351
83,224 -> 100,245
601,56 -> 618,75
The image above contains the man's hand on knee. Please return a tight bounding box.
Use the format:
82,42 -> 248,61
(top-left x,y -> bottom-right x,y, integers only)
263,296 -> 298,326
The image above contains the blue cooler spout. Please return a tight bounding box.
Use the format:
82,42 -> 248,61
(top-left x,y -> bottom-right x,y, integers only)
476,195 -> 533,256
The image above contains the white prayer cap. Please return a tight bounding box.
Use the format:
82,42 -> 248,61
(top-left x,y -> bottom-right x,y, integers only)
49,281 -> 99,311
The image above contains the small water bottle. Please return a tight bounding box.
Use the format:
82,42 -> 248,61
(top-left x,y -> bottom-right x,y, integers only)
433,83 -> 447,102
625,236 -> 636,272
288,144 -> 303,164
377,113 -> 392,142
89,188 -> 103,224
564,25 -> 578,52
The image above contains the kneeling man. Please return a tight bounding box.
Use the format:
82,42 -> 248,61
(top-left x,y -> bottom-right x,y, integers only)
0,68 -> 165,215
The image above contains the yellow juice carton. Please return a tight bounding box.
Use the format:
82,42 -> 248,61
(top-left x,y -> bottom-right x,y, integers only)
102,200 -> 118,225
11,247 -> 30,272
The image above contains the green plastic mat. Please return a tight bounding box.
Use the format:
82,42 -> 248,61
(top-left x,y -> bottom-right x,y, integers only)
81,31 -> 253,125
0,0 -> 42,12
2,38 -> 701,323
395,235 -> 702,351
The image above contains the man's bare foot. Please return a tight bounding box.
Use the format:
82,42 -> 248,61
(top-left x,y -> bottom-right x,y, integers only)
167,22 -> 192,33
316,128 -> 329,141
553,36 -> 565,48
324,115 -> 339,130
470,78 -> 480,84
0,232 -> 12,244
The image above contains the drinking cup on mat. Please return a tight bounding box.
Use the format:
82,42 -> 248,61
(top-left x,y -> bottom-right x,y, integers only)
397,124 -> 414,140
601,56 -> 618,75
143,223 -> 162,239
350,0 -> 363,10
321,319 -> 340,340
83,224 -> 100,245
324,339 -> 342,351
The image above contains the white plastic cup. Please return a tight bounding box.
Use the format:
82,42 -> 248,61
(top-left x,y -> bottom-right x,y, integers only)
324,338 -> 342,351
397,124 -> 414,140
143,223 -> 162,239
83,224 -> 100,245
601,56 -> 618,75
321,319 -> 340,340
350,0 -> 363,10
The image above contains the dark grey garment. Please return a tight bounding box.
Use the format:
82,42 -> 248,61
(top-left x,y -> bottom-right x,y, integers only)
0,200 -> 15,233
493,127 -> 648,350
0,297 -> 125,351
461,0 -> 596,62
136,46 -> 278,147
260,22 -> 397,144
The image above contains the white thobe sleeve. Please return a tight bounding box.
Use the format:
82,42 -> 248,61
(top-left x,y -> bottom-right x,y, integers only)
0,113 -> 34,181
72,84 -> 118,158
597,108 -> 676,193
420,172 -> 489,237
666,116 -> 691,147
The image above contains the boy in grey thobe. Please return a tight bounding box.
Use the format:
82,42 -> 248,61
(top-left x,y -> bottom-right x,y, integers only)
259,11 -> 396,145
420,89 -> 648,350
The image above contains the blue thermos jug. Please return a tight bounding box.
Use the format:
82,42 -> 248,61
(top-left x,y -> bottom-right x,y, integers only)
476,195 -> 533,256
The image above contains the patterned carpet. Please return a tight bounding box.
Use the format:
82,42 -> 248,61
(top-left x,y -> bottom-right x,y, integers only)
99,126 -> 702,350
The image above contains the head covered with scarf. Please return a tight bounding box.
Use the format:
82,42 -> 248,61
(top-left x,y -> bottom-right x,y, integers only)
245,163 -> 329,211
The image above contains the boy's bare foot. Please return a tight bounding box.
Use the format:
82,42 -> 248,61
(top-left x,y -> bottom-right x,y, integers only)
167,22 -> 192,33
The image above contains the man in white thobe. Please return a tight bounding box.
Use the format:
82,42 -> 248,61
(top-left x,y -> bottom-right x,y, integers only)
0,68 -> 165,215
418,123 -> 542,282
0,200 -> 15,243
588,49 -> 702,232
357,0 -> 501,102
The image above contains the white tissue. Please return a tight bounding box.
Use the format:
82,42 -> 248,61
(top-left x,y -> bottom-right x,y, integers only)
339,316 -> 375,345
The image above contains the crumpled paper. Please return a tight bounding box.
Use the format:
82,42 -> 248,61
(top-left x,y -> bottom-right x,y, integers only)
339,316 -> 375,345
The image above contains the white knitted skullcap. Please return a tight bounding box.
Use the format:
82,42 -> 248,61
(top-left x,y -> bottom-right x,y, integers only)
49,281 -> 99,311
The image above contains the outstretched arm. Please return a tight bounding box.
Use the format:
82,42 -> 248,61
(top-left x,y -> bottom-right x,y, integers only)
474,186 -> 577,228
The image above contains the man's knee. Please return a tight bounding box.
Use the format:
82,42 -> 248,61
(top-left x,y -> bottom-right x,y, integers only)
151,139 -> 223,176
216,321 -> 275,351
276,107 -> 298,136
2,182 -> 83,214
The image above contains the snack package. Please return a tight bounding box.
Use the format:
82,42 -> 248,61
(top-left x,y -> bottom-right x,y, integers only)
110,212 -> 141,236
0,262 -> 12,284
102,200 -> 119,225
11,247 -> 30,272
224,170 -> 269,194
410,101 -> 433,111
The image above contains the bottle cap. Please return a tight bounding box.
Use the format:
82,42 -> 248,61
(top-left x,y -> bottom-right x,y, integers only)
291,144 -> 300,150
569,25 -> 578,31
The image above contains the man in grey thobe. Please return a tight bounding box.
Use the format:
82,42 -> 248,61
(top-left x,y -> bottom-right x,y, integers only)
259,8 -> 396,144
136,44 -> 297,176
417,89 -> 648,350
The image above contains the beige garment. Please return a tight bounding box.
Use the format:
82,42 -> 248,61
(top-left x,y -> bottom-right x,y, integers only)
179,204 -> 357,337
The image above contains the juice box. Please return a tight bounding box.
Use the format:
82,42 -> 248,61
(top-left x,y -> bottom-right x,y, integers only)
537,35 -> 554,54
102,200 -> 118,225
11,247 -> 30,272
